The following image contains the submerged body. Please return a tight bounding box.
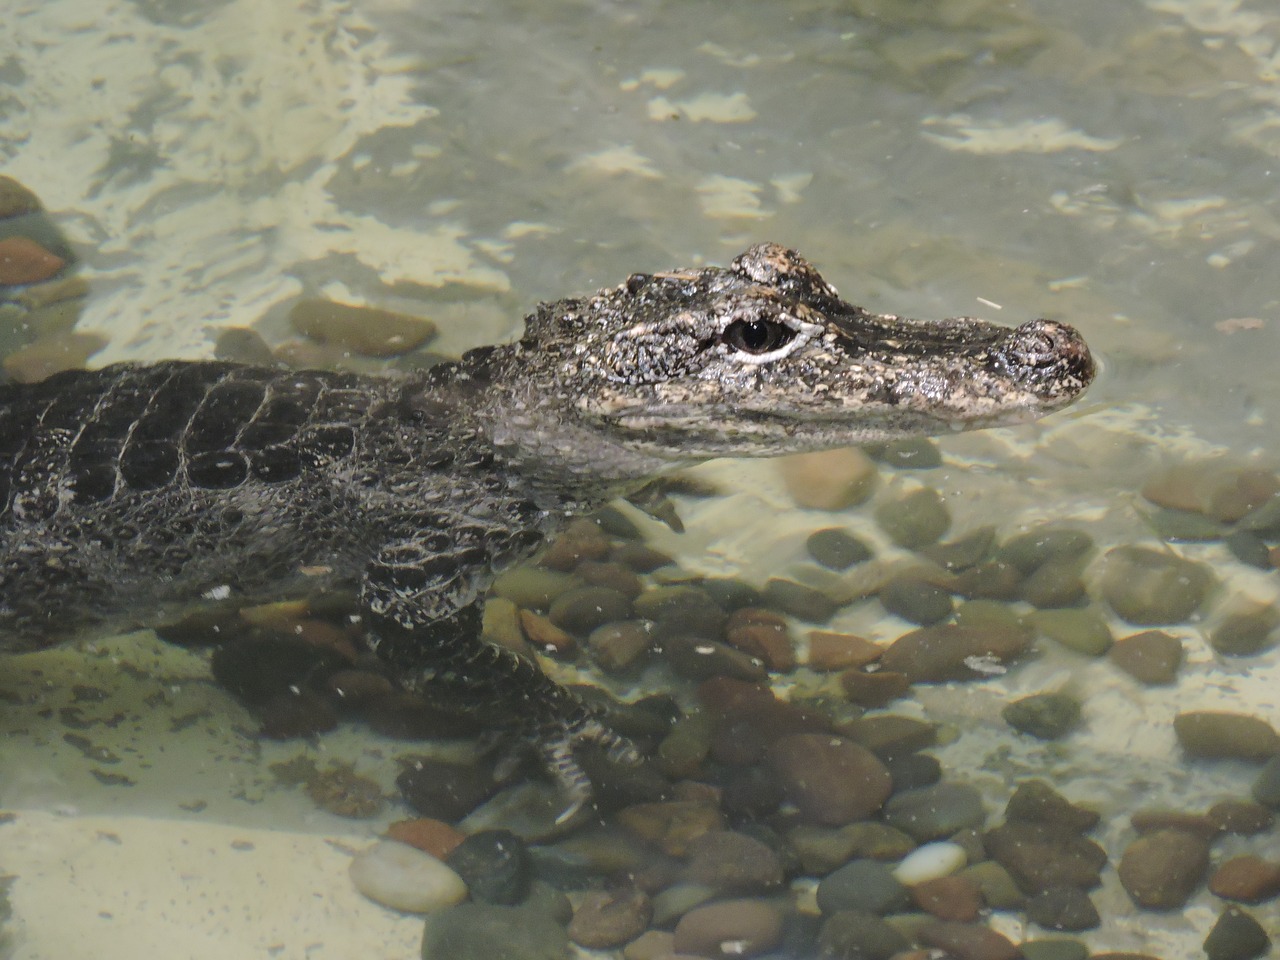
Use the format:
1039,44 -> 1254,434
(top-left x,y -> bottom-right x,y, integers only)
0,243 -> 1095,801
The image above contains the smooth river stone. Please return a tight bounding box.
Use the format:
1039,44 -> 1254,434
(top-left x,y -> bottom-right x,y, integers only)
766,733 -> 892,826
1174,711 -> 1280,760
672,899 -> 784,959
1099,545 -> 1213,625
1117,829 -> 1210,909
348,840 -> 467,913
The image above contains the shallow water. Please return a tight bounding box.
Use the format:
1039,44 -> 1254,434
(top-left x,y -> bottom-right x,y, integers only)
2,0 -> 1280,958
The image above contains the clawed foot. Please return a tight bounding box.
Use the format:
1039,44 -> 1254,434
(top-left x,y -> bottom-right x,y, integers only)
536,715 -> 643,824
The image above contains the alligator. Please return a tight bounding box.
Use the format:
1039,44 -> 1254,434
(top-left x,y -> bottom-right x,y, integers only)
0,243 -> 1095,808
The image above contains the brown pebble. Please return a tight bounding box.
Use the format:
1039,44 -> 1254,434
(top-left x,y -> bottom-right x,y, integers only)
918,920 -> 1020,960
1109,630 -> 1183,685
0,176 -> 42,218
685,830 -> 784,892
672,899 -> 783,959
1208,855 -> 1280,904
325,669 -> 394,707
1174,711 -> 1280,760
616,800 -> 724,857
588,621 -> 653,672
807,631 -> 882,671
838,668 -> 910,707
1117,828 -> 1210,909
384,818 -> 465,859
1142,461 -> 1279,522
0,236 -> 65,285
288,297 -> 435,357
576,559 -> 645,598
880,623 -> 1030,682
778,448 -> 877,510
2,330 -> 106,383
724,619 -> 795,672
623,930 -> 676,960
1130,809 -> 1217,837
1207,800 -> 1275,835
519,609 -> 576,654
569,888 -> 654,949
767,733 -> 892,826
912,875 -> 983,921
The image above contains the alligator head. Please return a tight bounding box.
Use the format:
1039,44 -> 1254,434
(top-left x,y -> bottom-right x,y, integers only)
466,242 -> 1095,485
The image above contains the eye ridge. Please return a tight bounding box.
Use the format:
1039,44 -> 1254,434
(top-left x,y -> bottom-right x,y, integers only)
722,318 -> 795,354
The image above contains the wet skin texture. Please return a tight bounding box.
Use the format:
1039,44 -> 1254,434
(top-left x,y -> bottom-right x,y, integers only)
0,243 -> 1095,807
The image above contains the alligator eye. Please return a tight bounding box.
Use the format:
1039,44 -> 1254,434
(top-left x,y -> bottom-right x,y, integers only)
722,319 -> 795,354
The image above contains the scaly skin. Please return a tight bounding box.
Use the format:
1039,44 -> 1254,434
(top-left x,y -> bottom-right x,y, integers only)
0,243 -> 1095,810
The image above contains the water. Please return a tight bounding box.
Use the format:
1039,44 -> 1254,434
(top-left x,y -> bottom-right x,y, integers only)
2,0 -> 1280,957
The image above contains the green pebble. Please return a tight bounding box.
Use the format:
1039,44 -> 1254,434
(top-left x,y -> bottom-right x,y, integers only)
1029,608 -> 1113,656
952,598 -> 1025,632
1146,507 -> 1227,542
1100,545 -> 1214,625
1174,711 -> 1280,760
1252,756 -> 1280,808
921,525 -> 996,572
874,487 -> 951,549
957,861 -> 1025,909
879,574 -> 954,625
421,902 -> 568,960
491,567 -> 579,609
806,528 -> 874,570
1019,939 -> 1089,960
1003,692 -> 1082,740
872,437 -> 943,469
1019,558 -> 1086,609
996,527 -> 1093,573
1204,907 -> 1271,960
762,578 -> 839,622
1211,609 -> 1279,656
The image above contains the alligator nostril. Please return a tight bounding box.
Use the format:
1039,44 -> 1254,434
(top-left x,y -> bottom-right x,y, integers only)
1001,320 -> 1094,377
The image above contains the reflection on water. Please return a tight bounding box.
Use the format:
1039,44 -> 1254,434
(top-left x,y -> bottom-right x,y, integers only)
2,0 -> 1280,958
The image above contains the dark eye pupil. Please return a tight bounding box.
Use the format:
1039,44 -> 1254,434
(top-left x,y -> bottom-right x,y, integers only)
725,319 -> 790,354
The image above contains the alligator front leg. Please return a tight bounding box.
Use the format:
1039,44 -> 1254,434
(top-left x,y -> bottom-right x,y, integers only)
358,530 -> 638,818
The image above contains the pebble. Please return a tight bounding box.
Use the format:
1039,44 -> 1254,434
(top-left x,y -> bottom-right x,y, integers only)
421,901 -> 569,960
1148,506 -> 1228,542
724,610 -> 796,671
444,829 -> 531,905
766,733 -> 892,825
685,830 -> 784,892
1203,907 -> 1271,960
1025,886 -> 1100,931
874,486 -> 951,548
996,527 -> 1094,573
1099,545 -> 1214,625
396,757 -> 496,821
816,858 -> 911,915
1211,608 -> 1278,656
817,909 -> 909,960
1141,462 -> 1279,523
882,783 -> 986,842
840,714 -> 937,759
761,578 -> 839,622
588,620 -> 653,672
665,635 -> 767,683
672,898 -> 784,958
1253,755 -> 1280,808
1117,828 -> 1210,909
519,609 -> 576,654
1019,939 -> 1089,960
547,585 -> 633,634
788,822 -> 915,874
1019,559 -> 1087,609
880,623 -> 1030,682
918,920 -> 1020,960
922,526 -> 996,572
347,840 -> 467,913
1004,780 -> 1099,833
0,235 -> 65,285
910,875 -> 982,922
1002,692 -> 1081,740
288,297 -> 435,357
213,326 -> 276,365
839,668 -> 910,707
778,447 -> 878,510
1174,711 -> 1280,760
577,558 -> 645,598
1226,530 -> 1273,569
1029,608 -> 1113,656
884,753 -> 942,792
623,930 -> 675,960
1208,800 -> 1274,835
1208,855 -> 1280,903
305,764 -> 383,818
807,630 -> 882,671
873,436 -> 944,469
957,861 -> 1025,909
982,822 -> 1106,893
0,176 -> 41,218
383,818 -> 465,860
892,841 -> 967,884
1108,630 -> 1183,685
806,527 -> 874,569
879,572 -> 954,625
490,566 -> 579,609
616,800 -> 724,857
568,888 -> 653,949
952,559 -> 1024,600
721,766 -> 784,821
1129,809 -> 1217,837
2,330 -> 106,383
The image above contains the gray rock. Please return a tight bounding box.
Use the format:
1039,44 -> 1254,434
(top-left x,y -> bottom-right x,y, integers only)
445,829 -> 531,905
816,859 -> 911,916
874,487 -> 950,549
882,783 -> 986,841
1204,907 -> 1271,960
1099,545 -> 1214,625
1003,693 -> 1082,740
806,528 -> 874,570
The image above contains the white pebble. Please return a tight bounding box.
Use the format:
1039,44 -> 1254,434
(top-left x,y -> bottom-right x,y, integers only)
891,841 -> 967,885
348,840 -> 468,913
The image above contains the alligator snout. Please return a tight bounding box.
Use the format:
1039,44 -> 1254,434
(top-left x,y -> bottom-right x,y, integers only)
996,319 -> 1096,390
